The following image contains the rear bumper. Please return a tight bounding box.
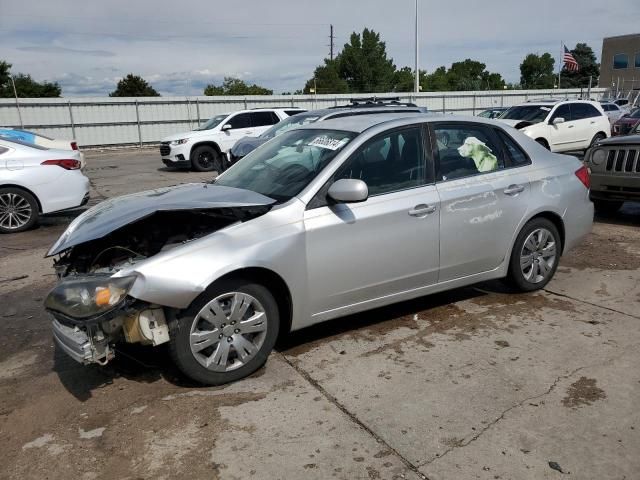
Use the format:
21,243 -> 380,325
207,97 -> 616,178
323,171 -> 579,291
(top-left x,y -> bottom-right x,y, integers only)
563,197 -> 594,253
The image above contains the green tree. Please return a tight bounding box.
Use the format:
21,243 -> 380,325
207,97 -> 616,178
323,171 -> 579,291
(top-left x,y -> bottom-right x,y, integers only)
337,28 -> 397,92
422,66 -> 450,91
520,53 -> 556,89
0,60 -> 61,97
110,74 -> 159,97
560,43 -> 599,88
391,67 -> 430,92
204,77 -> 272,96
445,59 -> 505,91
303,59 -> 348,94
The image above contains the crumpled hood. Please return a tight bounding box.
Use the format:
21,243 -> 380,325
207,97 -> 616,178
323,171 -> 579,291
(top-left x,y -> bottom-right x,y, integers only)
231,136 -> 268,157
47,183 -> 276,256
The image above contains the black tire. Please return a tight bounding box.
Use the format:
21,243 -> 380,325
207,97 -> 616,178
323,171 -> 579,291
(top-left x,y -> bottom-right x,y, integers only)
0,187 -> 39,234
506,218 -> 561,292
191,145 -> 222,173
593,199 -> 623,214
535,138 -> 550,150
589,132 -> 607,148
169,278 -> 280,385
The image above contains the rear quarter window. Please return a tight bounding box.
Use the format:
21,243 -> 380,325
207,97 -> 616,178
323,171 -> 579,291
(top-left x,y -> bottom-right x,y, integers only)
495,129 -> 531,167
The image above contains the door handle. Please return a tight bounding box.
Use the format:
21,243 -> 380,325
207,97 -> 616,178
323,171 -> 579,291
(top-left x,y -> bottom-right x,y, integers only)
245,130 -> 253,135
503,184 -> 525,196
567,125 -> 574,128
408,204 -> 436,217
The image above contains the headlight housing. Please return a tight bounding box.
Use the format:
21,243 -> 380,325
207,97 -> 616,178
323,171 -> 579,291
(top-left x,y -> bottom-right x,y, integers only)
170,138 -> 189,146
45,276 -> 136,319
591,148 -> 606,166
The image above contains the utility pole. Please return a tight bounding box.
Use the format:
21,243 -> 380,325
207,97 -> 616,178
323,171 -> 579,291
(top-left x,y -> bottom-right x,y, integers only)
329,24 -> 335,61
10,76 -> 24,129
414,0 -> 419,93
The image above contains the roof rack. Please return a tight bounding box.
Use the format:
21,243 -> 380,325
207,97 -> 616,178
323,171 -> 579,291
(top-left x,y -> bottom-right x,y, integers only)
331,97 -> 418,109
525,97 -> 564,103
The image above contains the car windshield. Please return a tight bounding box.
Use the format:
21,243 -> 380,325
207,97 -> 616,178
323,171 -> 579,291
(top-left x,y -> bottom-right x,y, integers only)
215,128 -> 355,202
501,105 -> 551,123
195,114 -> 228,131
259,113 -> 322,140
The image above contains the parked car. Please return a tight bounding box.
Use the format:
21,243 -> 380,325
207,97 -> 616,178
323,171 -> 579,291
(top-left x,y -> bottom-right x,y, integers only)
46,113 -> 592,385
477,107 -> 507,119
229,99 -> 429,165
0,128 -> 86,168
0,137 -> 89,233
585,133 -> 640,213
611,108 -> 640,136
498,99 -> 610,152
600,98 -> 631,112
159,108 -> 305,172
600,102 -> 627,124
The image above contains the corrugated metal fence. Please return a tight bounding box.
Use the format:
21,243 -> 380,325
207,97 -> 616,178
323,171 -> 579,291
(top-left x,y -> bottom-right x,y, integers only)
0,88 -> 606,148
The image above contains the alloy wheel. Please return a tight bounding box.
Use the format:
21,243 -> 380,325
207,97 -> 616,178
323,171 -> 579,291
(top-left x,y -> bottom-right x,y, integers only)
189,292 -> 268,372
520,228 -> 557,284
0,192 -> 33,231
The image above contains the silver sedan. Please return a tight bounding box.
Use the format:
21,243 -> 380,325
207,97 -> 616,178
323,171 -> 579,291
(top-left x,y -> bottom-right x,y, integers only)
45,113 -> 593,385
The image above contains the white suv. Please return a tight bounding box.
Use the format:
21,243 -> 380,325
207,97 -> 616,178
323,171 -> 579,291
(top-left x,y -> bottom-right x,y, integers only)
160,108 -> 304,171
499,99 -> 610,152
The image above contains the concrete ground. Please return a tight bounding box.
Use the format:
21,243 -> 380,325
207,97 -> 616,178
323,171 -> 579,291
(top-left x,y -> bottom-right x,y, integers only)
1,148 -> 639,480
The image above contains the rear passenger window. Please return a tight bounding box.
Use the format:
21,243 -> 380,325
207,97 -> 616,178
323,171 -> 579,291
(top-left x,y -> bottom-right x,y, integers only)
251,112 -> 279,127
572,103 -> 601,120
433,124 -> 504,181
496,130 -> 531,167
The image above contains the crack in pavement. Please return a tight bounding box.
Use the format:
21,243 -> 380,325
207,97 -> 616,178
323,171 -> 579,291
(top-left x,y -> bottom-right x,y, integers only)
419,344 -> 638,468
543,288 -> 640,320
279,352 -> 430,480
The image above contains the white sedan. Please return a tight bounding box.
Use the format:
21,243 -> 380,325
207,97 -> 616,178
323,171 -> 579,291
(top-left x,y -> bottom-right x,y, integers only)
0,136 -> 90,233
0,128 -> 86,168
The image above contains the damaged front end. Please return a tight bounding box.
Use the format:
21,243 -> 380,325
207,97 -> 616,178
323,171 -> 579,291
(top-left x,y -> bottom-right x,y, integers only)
44,183 -> 275,366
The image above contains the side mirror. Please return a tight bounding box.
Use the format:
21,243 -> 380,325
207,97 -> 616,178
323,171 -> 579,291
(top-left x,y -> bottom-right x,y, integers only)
328,179 -> 368,204
221,124 -> 233,131
551,117 -> 565,125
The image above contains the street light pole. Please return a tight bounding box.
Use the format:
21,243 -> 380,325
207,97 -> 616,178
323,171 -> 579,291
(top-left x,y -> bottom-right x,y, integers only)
10,76 -> 24,129
414,0 -> 419,94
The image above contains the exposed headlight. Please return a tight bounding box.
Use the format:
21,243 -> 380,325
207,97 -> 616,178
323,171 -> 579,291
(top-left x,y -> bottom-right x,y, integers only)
591,148 -> 606,166
170,138 -> 189,146
45,276 -> 136,319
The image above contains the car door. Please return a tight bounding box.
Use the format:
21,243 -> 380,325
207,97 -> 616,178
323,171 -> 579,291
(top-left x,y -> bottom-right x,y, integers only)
570,103 -> 599,148
548,104 -> 579,151
250,111 -> 280,137
218,112 -> 254,152
431,122 -> 531,282
303,125 -> 440,318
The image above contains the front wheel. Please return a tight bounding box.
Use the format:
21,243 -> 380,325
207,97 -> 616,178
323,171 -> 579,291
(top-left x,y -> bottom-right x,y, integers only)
593,199 -> 623,214
0,187 -> 39,234
169,279 -> 279,385
191,145 -> 222,172
506,218 -> 560,292
589,132 -> 607,148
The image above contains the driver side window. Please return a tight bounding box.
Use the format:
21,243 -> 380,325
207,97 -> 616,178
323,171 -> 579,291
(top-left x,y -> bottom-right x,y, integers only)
334,127 -> 426,196
551,104 -> 571,122
227,113 -> 251,129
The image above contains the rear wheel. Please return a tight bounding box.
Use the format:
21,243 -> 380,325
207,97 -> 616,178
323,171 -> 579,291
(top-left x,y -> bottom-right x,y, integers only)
0,187 -> 39,234
535,138 -> 550,150
506,218 -> 560,292
593,199 -> 623,214
169,279 -> 279,385
191,145 -> 222,173
589,132 -> 607,148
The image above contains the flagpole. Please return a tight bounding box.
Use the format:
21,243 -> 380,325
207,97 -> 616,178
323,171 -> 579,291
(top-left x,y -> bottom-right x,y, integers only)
558,41 -> 562,90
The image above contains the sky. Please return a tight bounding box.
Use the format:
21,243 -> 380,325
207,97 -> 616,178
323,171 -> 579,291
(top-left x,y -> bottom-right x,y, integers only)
1,0 -> 639,97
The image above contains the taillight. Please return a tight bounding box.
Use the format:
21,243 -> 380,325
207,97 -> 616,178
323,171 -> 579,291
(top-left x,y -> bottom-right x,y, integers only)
41,159 -> 81,170
575,165 -> 590,189
70,141 -> 79,151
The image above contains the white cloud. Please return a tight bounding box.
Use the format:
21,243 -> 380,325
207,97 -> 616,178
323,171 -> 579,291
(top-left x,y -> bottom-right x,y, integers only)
1,0 -> 639,96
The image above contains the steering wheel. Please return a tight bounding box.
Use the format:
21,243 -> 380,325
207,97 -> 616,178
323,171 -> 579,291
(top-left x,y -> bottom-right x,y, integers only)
280,164 -> 311,182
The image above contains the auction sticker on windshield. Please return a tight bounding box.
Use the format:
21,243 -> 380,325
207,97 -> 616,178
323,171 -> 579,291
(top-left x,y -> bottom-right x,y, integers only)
308,136 -> 349,150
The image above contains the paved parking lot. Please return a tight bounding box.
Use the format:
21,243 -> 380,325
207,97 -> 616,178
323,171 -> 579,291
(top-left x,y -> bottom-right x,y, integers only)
1,148 -> 639,480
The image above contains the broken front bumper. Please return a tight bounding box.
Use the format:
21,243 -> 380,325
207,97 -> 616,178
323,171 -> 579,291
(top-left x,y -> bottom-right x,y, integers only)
52,318 -> 113,364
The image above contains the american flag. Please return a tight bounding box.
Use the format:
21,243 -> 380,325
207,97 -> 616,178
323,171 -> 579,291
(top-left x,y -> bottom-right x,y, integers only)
563,46 -> 579,72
